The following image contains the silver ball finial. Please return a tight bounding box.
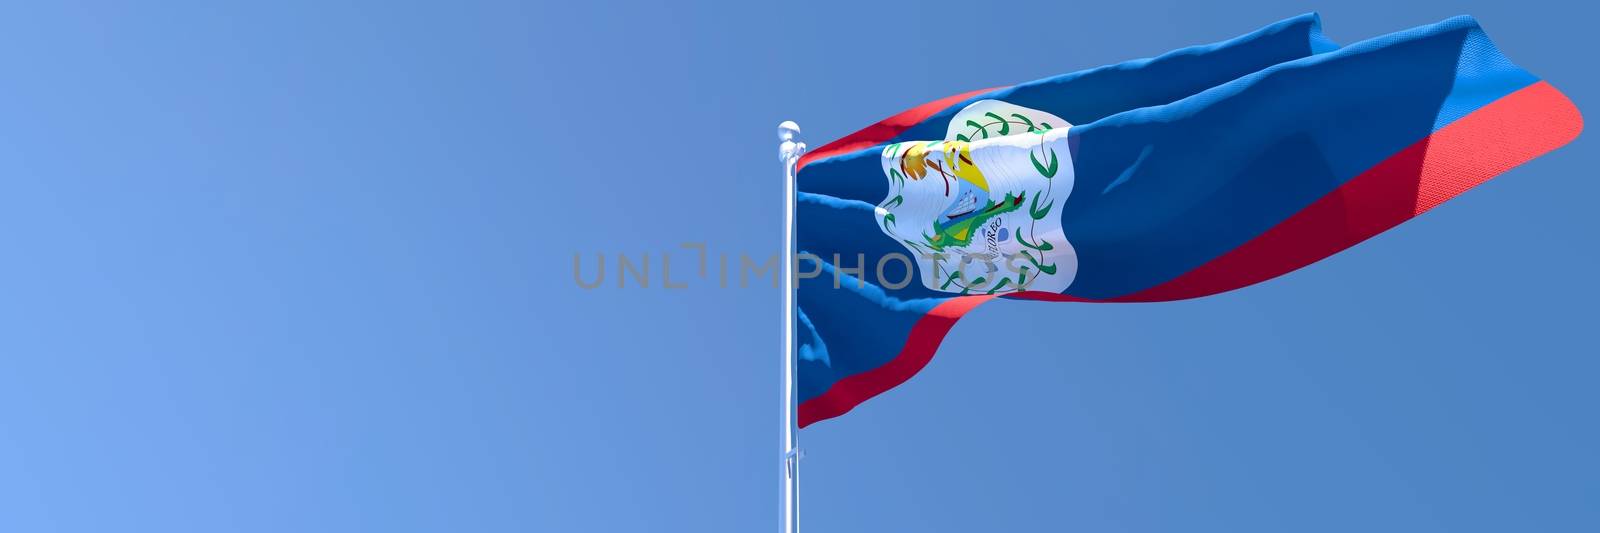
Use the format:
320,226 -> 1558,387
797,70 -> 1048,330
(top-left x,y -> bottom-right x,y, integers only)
778,120 -> 805,164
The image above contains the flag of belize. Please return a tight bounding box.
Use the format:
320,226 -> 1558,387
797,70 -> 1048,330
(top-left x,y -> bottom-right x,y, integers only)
794,14 -> 1582,428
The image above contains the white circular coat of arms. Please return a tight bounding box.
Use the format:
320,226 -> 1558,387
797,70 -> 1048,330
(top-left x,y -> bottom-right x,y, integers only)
876,100 -> 1078,294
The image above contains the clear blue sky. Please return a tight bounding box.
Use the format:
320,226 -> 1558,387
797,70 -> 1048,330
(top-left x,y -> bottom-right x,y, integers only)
0,1 -> 1594,532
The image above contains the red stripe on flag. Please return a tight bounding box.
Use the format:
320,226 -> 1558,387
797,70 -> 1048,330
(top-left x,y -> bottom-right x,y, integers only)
796,87 -> 1006,172
796,80 -> 1581,429
797,295 -> 996,428
1118,81 -> 1582,302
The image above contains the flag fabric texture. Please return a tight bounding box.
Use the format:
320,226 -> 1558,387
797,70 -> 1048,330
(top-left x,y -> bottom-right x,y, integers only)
794,13 -> 1583,428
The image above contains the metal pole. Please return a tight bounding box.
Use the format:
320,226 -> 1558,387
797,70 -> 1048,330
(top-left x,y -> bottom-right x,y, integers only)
778,121 -> 805,533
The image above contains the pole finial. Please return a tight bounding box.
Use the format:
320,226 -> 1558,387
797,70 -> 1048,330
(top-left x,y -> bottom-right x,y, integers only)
779,121 -> 806,164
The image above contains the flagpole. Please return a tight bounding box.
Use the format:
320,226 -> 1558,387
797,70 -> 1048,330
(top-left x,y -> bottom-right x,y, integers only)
778,121 -> 805,533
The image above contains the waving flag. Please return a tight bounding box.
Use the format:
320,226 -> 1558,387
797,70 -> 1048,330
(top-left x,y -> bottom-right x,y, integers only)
795,14 -> 1582,428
